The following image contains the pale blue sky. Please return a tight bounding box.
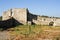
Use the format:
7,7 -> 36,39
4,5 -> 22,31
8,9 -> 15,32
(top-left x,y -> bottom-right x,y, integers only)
0,0 -> 60,17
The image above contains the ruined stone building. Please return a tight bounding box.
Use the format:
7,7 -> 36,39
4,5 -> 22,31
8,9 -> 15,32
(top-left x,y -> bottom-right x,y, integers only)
2,8 -> 60,26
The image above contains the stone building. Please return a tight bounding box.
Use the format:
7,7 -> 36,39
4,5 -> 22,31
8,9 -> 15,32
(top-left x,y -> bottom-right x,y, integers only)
3,8 -> 28,25
2,8 -> 60,26
33,16 -> 60,26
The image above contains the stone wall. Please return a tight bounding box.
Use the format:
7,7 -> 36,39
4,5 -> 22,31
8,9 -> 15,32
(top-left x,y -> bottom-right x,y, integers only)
2,8 -> 60,26
2,9 -> 12,20
12,8 -> 27,25
27,12 -> 37,24
33,16 -> 60,26
2,8 -> 28,25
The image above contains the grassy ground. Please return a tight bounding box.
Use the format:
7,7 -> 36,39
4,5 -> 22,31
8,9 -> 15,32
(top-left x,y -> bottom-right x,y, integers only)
7,25 -> 60,40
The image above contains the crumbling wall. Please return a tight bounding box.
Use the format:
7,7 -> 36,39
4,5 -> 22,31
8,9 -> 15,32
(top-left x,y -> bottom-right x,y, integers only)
2,9 -> 12,20
2,8 -> 60,26
2,8 -> 28,25
12,8 -> 28,25
33,16 -> 60,26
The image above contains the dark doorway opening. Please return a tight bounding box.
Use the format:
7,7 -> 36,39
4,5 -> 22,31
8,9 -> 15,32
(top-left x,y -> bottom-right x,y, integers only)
49,21 -> 54,26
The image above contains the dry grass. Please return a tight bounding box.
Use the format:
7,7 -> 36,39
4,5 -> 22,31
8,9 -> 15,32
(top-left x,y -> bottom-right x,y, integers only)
7,25 -> 60,40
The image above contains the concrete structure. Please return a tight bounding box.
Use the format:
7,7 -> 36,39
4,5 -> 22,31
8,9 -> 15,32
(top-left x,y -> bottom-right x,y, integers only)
2,8 -> 60,26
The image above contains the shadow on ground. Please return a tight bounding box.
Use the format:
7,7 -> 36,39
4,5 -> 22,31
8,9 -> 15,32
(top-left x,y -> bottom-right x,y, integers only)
0,17 -> 23,31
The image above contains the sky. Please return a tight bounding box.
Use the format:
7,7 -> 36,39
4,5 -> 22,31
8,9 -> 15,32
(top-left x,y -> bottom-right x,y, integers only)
0,0 -> 60,17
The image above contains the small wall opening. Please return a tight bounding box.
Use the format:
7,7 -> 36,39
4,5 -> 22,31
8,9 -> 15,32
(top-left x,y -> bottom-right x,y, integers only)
49,21 -> 54,26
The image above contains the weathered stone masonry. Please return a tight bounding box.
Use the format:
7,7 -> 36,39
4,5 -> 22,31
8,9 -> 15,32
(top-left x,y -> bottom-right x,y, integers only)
3,8 -> 28,25
2,8 -> 60,26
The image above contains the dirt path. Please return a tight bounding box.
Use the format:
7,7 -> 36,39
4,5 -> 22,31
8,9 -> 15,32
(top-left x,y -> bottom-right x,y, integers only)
0,31 -> 10,40
44,30 -> 60,32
